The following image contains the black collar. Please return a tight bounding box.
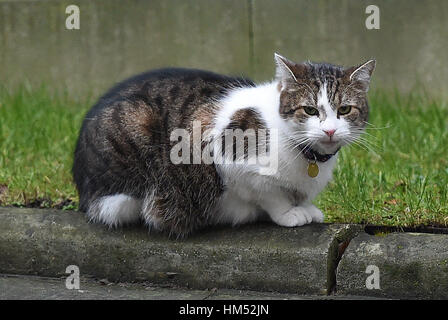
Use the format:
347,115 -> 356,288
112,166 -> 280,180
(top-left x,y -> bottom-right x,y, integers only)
301,145 -> 339,163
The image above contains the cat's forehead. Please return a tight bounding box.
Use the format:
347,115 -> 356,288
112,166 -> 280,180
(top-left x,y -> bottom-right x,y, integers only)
303,63 -> 345,91
290,63 -> 348,103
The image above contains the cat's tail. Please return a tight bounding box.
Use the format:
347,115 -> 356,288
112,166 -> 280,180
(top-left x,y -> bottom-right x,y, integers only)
86,194 -> 142,227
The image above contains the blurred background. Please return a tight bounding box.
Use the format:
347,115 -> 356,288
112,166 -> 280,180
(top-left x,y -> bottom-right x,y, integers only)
1,0 -> 447,97
0,0 -> 447,226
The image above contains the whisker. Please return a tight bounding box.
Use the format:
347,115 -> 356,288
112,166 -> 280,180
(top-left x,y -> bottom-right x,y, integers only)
345,135 -> 382,157
362,121 -> 393,130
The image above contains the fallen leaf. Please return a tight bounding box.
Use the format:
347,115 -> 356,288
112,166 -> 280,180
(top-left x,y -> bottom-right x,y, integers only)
394,180 -> 406,188
0,184 -> 8,196
385,199 -> 398,205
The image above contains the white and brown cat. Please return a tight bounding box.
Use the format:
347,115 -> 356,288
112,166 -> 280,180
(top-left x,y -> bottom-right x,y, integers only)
73,53 -> 375,238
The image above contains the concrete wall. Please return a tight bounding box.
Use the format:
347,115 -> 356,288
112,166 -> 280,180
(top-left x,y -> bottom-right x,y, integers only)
1,0 -> 447,97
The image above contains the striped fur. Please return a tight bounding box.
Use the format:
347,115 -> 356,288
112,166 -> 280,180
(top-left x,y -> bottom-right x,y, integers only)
73,55 -> 375,238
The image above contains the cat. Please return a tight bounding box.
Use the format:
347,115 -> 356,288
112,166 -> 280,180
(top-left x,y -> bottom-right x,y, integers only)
73,53 -> 375,238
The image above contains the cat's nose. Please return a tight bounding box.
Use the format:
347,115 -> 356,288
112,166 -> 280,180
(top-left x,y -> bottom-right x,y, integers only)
323,129 -> 336,137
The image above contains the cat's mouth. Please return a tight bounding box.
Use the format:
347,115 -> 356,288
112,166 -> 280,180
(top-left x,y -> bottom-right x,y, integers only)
315,139 -> 343,154
319,140 -> 338,145
300,144 -> 340,163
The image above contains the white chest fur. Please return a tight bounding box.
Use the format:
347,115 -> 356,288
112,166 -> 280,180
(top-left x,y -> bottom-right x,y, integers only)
210,82 -> 337,226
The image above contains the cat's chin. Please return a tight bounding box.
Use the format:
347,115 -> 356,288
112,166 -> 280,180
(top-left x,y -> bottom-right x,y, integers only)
314,141 -> 342,155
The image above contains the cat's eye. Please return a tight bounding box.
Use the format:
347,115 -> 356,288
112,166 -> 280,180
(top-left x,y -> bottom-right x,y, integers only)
338,105 -> 352,115
303,106 -> 319,116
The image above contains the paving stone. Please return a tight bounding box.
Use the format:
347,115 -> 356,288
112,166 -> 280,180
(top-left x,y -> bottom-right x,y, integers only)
0,274 -> 382,300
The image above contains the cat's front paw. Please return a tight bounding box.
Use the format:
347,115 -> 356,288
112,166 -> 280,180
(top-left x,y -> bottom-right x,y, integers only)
305,205 -> 325,223
271,206 -> 313,227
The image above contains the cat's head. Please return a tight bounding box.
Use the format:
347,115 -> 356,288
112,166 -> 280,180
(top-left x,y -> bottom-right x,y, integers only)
274,53 -> 375,155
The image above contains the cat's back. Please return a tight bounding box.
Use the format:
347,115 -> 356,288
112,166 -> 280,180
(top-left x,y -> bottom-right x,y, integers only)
73,68 -> 253,211
87,68 -> 254,119
78,67 -> 255,153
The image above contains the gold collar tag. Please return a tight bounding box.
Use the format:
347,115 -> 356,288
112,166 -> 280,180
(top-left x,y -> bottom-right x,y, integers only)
307,162 -> 319,178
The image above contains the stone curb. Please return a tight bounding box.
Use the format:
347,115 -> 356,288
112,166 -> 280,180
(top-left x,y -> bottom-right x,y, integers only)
0,208 -> 357,295
337,231 -> 448,299
0,208 -> 447,298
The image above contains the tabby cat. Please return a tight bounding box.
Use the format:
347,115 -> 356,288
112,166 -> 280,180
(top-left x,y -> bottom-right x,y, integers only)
73,53 -> 375,238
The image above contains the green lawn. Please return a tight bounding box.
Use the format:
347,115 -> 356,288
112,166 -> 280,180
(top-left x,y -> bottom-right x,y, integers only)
0,85 -> 447,227
0,85 -> 91,210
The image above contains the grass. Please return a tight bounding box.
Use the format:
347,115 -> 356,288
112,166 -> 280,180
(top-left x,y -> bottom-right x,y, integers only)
0,85 -> 91,210
317,90 -> 448,227
0,85 -> 447,227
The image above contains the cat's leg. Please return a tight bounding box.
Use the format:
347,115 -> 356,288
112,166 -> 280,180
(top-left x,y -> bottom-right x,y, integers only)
87,194 -> 142,227
258,192 -> 315,227
214,190 -> 259,226
139,161 -> 224,238
140,188 -> 213,238
140,189 -> 162,231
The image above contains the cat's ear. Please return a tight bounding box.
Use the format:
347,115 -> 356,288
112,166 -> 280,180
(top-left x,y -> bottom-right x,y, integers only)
274,53 -> 307,89
344,59 -> 376,91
